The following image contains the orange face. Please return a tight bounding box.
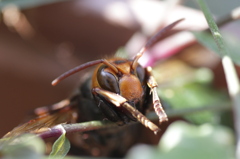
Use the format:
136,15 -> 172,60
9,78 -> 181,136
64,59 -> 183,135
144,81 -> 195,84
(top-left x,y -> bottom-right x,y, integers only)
92,58 -> 145,108
119,74 -> 143,104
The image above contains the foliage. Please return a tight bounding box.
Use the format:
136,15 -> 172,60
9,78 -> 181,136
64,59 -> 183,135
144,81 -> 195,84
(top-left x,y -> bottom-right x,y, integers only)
0,134 -> 45,159
49,125 -> 70,159
126,121 -> 235,159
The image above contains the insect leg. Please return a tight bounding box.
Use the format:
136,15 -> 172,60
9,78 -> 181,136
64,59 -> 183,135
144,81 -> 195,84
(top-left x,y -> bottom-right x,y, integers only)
33,99 -> 71,116
146,67 -> 168,123
92,88 -> 160,134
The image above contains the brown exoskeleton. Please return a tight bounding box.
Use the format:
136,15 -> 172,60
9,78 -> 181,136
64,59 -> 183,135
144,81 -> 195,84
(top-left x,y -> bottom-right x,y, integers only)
3,19 -> 183,157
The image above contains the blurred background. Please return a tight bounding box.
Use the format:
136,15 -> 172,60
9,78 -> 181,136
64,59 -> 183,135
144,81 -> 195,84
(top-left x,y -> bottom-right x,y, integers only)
0,0 -> 239,150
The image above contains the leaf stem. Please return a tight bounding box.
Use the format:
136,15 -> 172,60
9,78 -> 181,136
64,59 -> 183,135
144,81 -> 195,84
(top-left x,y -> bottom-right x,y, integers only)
38,121 -> 115,139
197,0 -> 240,158
38,103 -> 231,140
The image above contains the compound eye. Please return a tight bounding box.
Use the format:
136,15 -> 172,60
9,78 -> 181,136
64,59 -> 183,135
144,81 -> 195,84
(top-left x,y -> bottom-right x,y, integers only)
97,66 -> 120,94
136,65 -> 145,83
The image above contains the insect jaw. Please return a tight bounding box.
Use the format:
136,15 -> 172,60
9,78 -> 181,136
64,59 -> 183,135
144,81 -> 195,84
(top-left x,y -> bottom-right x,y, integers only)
93,88 -> 160,134
93,88 -> 127,107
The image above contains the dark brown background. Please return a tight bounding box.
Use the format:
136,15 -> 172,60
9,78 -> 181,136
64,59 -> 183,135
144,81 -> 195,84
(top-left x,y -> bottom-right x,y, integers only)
0,1 -> 136,137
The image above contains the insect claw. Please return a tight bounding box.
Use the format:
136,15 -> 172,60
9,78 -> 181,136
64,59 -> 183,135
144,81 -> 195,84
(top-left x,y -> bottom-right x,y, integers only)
159,116 -> 168,123
154,129 -> 160,135
51,79 -> 58,86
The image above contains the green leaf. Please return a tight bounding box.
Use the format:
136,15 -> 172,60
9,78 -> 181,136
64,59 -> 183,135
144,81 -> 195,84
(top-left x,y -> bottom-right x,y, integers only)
49,132 -> 70,159
159,121 -> 235,159
0,134 -> 45,159
193,31 -> 219,55
126,121 -> 235,159
159,82 -> 229,124
222,33 -> 240,65
153,58 -> 230,124
193,31 -> 240,65
197,0 -> 229,57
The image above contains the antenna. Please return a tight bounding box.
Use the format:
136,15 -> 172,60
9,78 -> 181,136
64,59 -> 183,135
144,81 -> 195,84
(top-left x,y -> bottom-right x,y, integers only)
131,18 -> 184,70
